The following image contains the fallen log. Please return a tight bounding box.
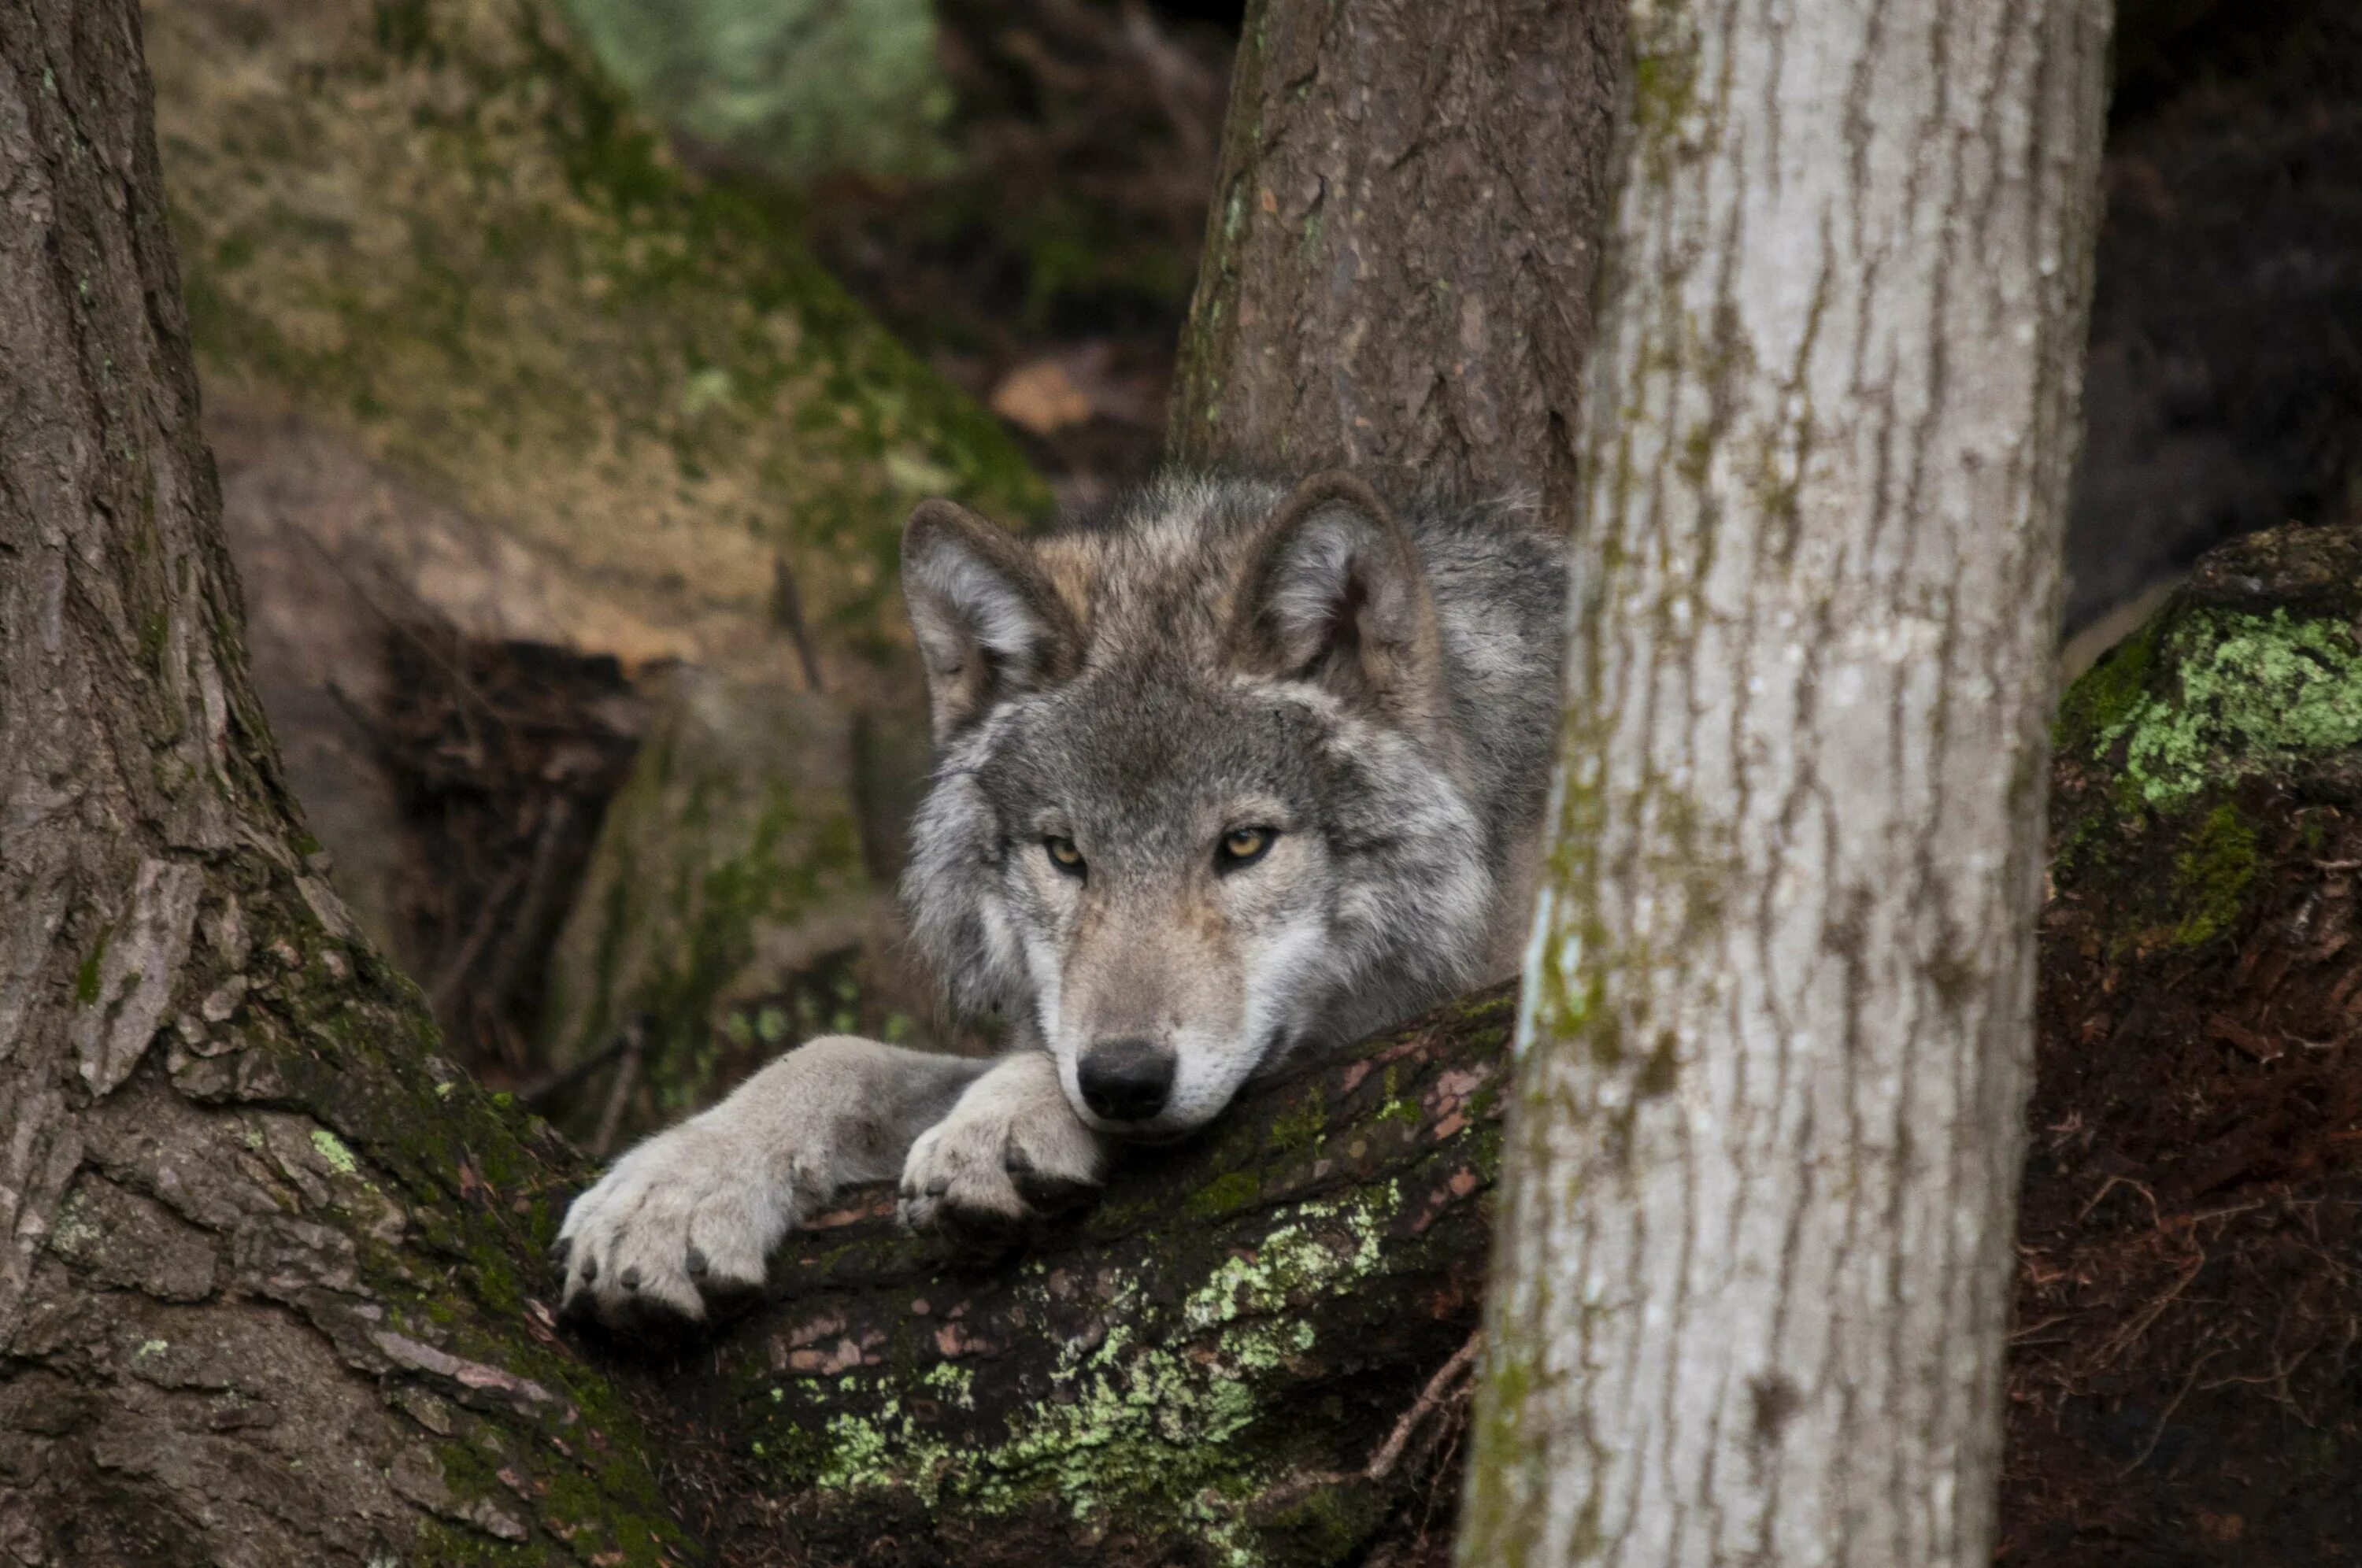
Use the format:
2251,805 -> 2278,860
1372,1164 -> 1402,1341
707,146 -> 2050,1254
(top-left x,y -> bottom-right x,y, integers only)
672,991 -> 1516,1568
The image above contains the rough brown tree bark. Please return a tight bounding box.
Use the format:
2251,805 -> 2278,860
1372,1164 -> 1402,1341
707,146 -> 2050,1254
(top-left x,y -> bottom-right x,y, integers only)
1461,1 -> 2115,1564
1167,0 -> 1623,520
0,6 -> 688,1562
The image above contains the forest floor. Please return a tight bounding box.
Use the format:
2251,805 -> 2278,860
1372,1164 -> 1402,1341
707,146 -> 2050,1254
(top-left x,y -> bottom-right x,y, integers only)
2007,745 -> 2362,1559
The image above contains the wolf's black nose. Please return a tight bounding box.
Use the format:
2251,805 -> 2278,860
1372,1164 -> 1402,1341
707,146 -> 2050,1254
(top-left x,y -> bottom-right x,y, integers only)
1077,1038 -> 1175,1122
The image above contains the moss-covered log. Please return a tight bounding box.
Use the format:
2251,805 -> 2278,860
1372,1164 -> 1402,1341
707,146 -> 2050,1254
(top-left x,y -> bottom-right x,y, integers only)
661,991 -> 1516,1568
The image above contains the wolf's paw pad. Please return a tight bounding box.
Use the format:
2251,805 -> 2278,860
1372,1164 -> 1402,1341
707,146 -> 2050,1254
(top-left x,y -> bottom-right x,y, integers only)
898,1096 -> 1105,1237
556,1125 -> 779,1332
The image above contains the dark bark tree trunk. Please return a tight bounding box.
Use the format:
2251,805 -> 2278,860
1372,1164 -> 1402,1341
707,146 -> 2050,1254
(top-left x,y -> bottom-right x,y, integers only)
0,6 -> 686,1562
1166,0 -> 1623,520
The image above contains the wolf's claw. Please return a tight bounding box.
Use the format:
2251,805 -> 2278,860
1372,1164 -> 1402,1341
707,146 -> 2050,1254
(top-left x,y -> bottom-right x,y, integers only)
898,1058 -> 1107,1235
555,1120 -> 781,1331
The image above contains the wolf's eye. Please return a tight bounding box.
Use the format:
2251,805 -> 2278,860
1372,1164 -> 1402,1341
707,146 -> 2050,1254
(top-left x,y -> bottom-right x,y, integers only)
1043,837 -> 1087,877
1216,827 -> 1275,871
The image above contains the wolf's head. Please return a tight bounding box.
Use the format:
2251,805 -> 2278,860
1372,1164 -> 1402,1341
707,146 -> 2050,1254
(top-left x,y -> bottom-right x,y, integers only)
898,473 -> 1498,1139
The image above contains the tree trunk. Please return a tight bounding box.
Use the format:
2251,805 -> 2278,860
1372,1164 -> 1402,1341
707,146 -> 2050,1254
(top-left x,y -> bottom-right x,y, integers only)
1166,0 -> 1623,516
1462,2 -> 2113,1565
0,6 -> 687,1562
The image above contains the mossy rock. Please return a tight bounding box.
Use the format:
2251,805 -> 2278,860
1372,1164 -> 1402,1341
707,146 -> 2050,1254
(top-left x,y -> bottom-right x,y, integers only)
147,0 -> 1046,682
541,667 -> 885,1118
2053,521 -> 2362,952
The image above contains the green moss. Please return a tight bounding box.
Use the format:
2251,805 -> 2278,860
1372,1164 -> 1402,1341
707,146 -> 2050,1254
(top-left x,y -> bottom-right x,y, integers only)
2168,801 -> 2261,949
74,938 -> 106,1005
1627,1 -> 1703,186
2056,618 -> 2159,755
1255,1480 -> 1374,1568
1461,1341 -> 1535,1563
1188,1168 -> 1264,1219
1264,1094 -> 1327,1157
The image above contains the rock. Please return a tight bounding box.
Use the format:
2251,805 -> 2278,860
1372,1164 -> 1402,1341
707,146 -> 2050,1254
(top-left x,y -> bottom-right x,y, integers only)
540,667 -> 887,1116
148,0 -> 1042,686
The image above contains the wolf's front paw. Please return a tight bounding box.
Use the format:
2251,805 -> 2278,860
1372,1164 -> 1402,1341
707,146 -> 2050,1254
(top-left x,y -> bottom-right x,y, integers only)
556,1122 -> 784,1330
898,1056 -> 1107,1236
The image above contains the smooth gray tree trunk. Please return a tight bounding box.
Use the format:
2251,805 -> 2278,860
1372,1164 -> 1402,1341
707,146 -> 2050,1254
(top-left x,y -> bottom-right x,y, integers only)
1461,2 -> 2113,1564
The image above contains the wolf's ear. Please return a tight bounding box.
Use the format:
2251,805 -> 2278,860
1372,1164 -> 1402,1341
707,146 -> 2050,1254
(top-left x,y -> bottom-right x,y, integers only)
1234,472 -> 1441,725
901,500 -> 1081,742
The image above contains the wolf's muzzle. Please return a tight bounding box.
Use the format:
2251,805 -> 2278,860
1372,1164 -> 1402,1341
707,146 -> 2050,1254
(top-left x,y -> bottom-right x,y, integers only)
1075,1038 -> 1175,1123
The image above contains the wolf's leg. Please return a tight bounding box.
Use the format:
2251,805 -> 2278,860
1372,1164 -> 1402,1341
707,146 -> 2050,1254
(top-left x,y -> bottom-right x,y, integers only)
557,1036 -> 986,1326
898,1052 -> 1109,1233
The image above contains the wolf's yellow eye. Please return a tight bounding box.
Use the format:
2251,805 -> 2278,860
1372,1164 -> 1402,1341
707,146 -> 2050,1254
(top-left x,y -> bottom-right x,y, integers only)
1217,827 -> 1275,869
1044,837 -> 1086,876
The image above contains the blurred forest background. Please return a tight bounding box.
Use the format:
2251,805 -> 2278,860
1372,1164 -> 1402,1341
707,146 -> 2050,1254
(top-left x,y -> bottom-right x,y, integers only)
154,0 -> 2362,1154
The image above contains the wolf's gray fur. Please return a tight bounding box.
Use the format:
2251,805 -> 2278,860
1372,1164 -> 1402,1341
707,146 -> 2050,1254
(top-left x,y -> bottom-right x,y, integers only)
557,471 -> 1564,1327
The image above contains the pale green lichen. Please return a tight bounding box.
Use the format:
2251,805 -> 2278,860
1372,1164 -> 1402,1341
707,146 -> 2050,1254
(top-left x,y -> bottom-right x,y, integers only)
46,1195 -> 102,1257
310,1127 -> 361,1177
2079,609 -> 2362,809
1183,1187 -> 1398,1330
778,1184 -> 1409,1566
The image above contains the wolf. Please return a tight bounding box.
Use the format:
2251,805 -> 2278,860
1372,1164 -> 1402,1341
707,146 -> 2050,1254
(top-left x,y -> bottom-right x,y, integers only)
554,470 -> 1566,1327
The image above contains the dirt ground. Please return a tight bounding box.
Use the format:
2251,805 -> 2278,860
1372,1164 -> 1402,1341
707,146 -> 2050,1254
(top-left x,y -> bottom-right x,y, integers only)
2009,789 -> 2362,1562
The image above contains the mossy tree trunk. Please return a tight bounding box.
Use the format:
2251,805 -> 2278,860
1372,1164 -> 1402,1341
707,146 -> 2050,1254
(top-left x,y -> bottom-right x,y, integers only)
0,6 -> 689,1562
1461,2 -> 2114,1565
